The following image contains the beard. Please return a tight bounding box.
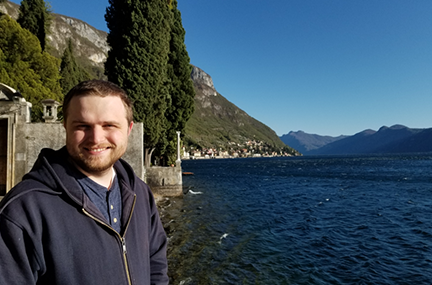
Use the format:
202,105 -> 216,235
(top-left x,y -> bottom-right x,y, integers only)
67,142 -> 127,175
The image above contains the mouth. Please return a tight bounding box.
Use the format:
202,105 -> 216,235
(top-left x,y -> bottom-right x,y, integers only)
84,146 -> 113,154
89,148 -> 108,152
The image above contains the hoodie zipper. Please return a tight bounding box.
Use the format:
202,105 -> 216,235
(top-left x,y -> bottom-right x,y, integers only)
82,194 -> 137,285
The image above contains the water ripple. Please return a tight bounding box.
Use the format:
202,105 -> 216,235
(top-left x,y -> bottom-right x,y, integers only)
165,155 -> 432,284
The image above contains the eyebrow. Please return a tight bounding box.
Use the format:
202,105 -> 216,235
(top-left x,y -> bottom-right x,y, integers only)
70,120 -> 121,125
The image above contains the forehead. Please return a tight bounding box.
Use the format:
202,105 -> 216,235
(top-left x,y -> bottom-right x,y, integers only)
68,95 -> 127,122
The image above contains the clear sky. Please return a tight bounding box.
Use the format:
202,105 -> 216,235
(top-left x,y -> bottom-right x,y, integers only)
10,0 -> 432,136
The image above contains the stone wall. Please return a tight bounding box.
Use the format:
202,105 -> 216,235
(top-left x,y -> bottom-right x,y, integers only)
21,123 -> 66,177
146,165 -> 183,197
10,122 -> 144,191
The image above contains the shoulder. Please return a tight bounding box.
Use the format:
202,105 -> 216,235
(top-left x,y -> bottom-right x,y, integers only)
0,181 -> 62,233
0,180 -> 51,212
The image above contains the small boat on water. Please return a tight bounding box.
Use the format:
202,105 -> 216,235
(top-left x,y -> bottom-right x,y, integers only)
182,172 -> 194,176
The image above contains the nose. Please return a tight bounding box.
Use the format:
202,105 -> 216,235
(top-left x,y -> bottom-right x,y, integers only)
87,126 -> 105,144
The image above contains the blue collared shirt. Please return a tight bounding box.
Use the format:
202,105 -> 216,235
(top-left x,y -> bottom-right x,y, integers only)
75,170 -> 122,233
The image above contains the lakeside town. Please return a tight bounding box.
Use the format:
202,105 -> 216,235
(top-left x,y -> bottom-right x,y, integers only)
182,139 -> 299,159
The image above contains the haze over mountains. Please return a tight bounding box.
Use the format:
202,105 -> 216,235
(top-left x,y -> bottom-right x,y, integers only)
281,125 -> 432,155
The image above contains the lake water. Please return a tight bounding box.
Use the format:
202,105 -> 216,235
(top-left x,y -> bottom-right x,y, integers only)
161,154 -> 432,284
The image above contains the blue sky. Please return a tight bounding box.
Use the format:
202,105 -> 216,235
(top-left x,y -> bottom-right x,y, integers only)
10,0 -> 432,136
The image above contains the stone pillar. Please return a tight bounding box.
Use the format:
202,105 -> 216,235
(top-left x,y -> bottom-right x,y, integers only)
176,131 -> 181,164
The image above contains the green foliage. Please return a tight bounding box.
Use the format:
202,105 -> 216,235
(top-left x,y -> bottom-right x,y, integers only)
75,58 -> 105,80
17,0 -> 51,51
162,0 -> 195,163
0,15 -> 62,121
60,38 -> 92,94
105,0 -> 172,166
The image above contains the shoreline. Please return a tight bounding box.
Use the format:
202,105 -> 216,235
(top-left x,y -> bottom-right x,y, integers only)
156,195 -> 187,284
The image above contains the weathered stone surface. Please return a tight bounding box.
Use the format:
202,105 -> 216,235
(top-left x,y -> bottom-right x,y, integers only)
48,15 -> 108,65
191,65 -> 217,96
122,123 -> 144,180
146,166 -> 183,197
0,1 -> 19,19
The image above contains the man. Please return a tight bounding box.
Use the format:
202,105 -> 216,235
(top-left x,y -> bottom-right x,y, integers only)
0,80 -> 169,284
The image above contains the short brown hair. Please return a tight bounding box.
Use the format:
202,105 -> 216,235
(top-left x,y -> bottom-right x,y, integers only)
63,80 -> 133,123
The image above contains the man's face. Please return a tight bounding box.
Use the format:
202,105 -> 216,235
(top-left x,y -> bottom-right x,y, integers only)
64,95 -> 133,176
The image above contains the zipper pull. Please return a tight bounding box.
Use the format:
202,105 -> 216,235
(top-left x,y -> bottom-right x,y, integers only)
122,239 -> 127,254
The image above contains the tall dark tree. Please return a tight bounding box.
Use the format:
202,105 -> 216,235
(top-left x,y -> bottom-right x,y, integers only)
17,0 -> 51,51
162,0 -> 195,164
105,0 -> 171,168
60,39 -> 91,94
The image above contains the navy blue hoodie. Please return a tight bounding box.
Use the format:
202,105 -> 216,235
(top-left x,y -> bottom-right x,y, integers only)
0,147 -> 168,285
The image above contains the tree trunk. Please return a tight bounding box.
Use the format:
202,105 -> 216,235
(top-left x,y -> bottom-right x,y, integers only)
144,147 -> 155,168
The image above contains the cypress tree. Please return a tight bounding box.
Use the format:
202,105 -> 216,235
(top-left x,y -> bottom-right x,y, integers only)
163,0 -> 195,164
60,39 -> 92,94
17,0 -> 51,51
0,15 -> 62,121
105,0 -> 171,168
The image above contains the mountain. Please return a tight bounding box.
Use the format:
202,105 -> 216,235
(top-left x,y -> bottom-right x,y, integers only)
185,66 -> 293,153
283,125 -> 431,155
0,1 -> 298,155
387,128 -> 432,153
280,131 -> 347,154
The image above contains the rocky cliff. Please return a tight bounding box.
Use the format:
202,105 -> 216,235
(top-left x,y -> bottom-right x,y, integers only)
190,65 -> 217,97
48,15 -> 108,64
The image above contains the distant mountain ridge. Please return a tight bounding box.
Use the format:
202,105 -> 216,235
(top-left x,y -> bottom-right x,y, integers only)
280,131 -> 347,154
281,125 -> 432,155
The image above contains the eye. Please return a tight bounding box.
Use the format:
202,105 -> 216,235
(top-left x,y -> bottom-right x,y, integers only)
76,124 -> 89,130
103,121 -> 121,128
104,124 -> 117,129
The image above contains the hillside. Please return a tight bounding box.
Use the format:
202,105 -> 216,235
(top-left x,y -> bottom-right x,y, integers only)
185,66 -> 294,154
0,1 -> 298,156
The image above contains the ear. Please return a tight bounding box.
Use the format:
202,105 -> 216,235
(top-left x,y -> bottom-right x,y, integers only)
128,121 -> 134,136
